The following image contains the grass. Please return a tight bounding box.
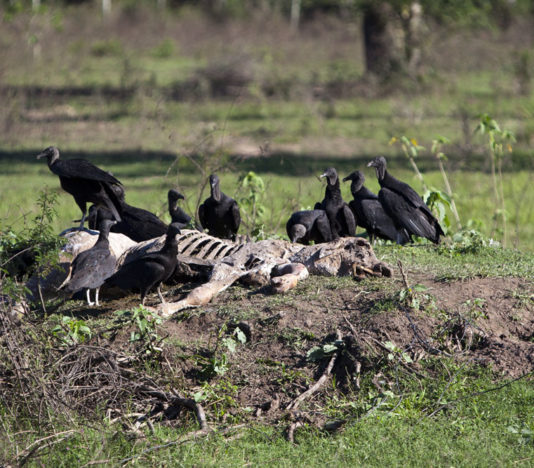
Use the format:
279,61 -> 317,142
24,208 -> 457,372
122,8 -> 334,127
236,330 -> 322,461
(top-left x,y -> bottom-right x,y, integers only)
1,369 -> 532,467
375,243 -> 534,280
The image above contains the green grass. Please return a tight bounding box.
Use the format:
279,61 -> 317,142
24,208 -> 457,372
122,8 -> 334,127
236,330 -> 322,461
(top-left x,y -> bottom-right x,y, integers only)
2,370 -> 532,467
375,243 -> 534,280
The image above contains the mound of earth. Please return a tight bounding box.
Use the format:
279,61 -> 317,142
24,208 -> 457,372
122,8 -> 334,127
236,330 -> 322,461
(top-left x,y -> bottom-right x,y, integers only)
95,267 -> 533,422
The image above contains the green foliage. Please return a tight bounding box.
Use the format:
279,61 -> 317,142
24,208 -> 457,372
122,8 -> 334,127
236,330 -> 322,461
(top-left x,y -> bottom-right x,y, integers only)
0,189 -> 64,306
51,315 -> 92,345
462,297 -> 488,320
198,325 -> 246,378
3,366 -> 533,466
151,38 -> 176,59
307,339 -> 344,362
192,379 -> 239,421
398,283 -> 433,311
424,189 -> 452,233
237,171 -> 267,239
115,306 -> 163,355
90,39 -> 124,57
384,340 -> 413,364
445,226 -> 495,255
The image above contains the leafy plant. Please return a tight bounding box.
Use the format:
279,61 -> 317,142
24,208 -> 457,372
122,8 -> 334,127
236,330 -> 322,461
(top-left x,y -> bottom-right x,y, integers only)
237,171 -> 267,239
423,189 -> 452,234
462,298 -> 487,320
384,340 -> 413,364
475,114 -> 515,247
1,189 -> 64,310
307,339 -> 344,362
51,315 -> 92,345
115,306 -> 163,355
437,217 -> 501,256
193,379 -> 239,422
398,283 -> 433,310
199,325 -> 246,378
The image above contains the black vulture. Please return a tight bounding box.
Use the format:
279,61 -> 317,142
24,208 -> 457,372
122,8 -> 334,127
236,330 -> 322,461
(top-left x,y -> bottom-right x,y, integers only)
104,223 -> 181,305
317,167 -> 356,239
36,146 -> 123,229
343,170 -> 410,244
168,189 -> 203,232
86,186 -> 168,242
58,218 -> 117,306
367,156 -> 444,244
286,210 -> 333,245
198,174 -> 241,240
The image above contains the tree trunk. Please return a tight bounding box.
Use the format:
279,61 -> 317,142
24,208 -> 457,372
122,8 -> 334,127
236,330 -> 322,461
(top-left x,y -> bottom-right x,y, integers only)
405,2 -> 424,76
363,1 -> 424,78
363,2 -> 405,77
290,0 -> 301,32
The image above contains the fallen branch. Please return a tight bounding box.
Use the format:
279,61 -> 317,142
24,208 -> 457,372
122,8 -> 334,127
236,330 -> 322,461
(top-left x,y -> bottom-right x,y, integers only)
286,329 -> 342,412
168,394 -> 209,432
287,421 -> 304,444
18,430 -> 78,466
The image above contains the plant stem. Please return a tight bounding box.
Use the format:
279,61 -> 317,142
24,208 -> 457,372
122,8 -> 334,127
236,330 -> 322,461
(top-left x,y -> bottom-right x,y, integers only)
435,156 -> 461,229
488,135 -> 500,238
497,158 -> 507,247
403,144 -> 427,192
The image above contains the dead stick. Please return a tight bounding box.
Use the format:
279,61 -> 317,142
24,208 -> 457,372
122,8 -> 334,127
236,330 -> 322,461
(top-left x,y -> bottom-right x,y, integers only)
397,260 -> 410,290
286,329 -> 342,412
170,396 -> 209,432
287,421 -> 303,444
18,430 -> 78,466
342,315 -> 358,337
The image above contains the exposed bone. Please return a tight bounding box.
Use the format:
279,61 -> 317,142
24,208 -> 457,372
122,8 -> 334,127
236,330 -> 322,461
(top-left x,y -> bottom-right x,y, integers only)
33,229 -> 391,316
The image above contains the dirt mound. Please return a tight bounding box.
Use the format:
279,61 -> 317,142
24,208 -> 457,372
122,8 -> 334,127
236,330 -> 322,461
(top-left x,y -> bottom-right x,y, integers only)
95,272 -> 533,423
3,269 -> 532,432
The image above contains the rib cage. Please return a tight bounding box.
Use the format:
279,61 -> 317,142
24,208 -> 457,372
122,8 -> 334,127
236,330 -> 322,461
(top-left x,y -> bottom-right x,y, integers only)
115,229 -> 248,270
177,230 -> 245,259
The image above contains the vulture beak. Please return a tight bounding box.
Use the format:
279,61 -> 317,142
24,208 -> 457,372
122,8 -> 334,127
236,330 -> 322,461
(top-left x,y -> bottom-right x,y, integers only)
367,161 -> 375,167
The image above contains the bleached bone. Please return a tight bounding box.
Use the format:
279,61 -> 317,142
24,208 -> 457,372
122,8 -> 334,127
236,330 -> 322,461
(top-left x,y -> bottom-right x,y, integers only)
35,229 -> 391,316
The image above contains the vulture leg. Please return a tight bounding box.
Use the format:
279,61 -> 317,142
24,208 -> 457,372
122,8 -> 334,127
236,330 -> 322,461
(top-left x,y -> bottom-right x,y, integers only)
78,210 -> 87,230
157,286 -> 166,304
86,289 -> 95,307
76,200 -> 88,230
95,288 -> 100,307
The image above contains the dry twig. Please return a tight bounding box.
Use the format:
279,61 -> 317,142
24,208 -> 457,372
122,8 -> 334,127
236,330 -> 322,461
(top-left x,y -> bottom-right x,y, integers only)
286,329 -> 342,413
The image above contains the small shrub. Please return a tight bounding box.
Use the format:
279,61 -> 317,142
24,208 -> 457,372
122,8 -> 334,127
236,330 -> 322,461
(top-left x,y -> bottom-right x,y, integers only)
151,38 -> 176,58
90,39 -> 123,57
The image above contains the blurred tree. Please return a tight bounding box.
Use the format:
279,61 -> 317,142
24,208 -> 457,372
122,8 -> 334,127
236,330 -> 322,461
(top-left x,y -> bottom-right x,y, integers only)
359,0 -> 527,79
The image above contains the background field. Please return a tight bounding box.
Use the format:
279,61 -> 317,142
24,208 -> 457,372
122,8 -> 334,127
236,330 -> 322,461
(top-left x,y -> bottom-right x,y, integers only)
1,3 -> 533,249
